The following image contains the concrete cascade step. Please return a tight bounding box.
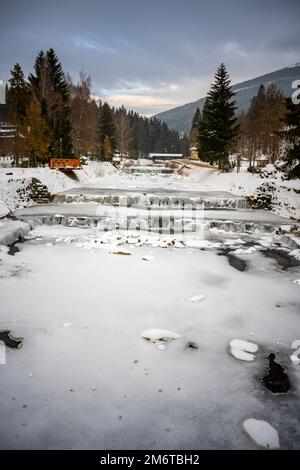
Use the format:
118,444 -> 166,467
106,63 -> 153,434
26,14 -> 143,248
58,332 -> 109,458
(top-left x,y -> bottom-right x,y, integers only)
123,166 -> 175,175
53,191 -> 249,209
17,212 -> 279,234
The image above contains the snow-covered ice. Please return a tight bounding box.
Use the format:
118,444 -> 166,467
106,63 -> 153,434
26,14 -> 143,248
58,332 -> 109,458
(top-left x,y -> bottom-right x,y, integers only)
0,161 -> 300,450
0,228 -> 300,449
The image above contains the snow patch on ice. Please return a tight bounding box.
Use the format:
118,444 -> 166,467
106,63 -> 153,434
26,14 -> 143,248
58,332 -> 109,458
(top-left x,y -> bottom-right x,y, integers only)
229,339 -> 258,361
188,294 -> 205,303
233,247 -> 256,255
62,323 -> 74,328
243,418 -> 280,449
289,249 -> 300,261
141,328 -> 180,343
290,340 -> 300,365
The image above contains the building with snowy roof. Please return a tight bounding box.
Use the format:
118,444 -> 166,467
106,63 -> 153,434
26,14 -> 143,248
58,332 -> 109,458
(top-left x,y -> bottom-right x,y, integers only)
148,153 -> 183,160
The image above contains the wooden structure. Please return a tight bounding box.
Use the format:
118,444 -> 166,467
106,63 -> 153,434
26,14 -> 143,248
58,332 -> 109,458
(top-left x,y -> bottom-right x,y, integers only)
49,158 -> 82,171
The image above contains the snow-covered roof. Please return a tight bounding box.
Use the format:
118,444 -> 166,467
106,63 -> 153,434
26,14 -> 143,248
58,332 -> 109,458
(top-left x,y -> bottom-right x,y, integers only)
148,153 -> 183,157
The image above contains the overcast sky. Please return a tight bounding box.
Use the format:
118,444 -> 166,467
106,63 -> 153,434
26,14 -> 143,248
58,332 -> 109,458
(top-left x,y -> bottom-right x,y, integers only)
0,0 -> 299,115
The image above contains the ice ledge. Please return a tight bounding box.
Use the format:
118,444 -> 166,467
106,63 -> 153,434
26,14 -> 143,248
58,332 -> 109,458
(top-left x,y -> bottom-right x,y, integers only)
0,219 -> 31,246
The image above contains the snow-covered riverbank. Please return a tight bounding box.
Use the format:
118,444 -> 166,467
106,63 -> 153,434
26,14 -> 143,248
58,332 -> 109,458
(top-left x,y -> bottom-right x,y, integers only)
1,162 -> 299,219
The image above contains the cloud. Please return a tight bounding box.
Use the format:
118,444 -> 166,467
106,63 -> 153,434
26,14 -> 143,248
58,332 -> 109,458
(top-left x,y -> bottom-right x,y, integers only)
94,77 -> 211,116
73,37 -> 117,54
222,41 -> 249,58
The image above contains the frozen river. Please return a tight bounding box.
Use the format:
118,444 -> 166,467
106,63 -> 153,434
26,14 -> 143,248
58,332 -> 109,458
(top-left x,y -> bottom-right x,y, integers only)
0,224 -> 300,449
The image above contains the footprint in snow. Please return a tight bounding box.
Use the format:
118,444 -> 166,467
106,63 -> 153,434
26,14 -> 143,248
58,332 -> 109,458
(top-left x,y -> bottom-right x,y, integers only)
229,339 -> 258,361
243,418 -> 280,449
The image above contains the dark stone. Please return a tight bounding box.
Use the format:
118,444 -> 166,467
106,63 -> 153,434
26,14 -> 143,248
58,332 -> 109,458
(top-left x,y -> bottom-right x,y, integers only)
227,254 -> 247,272
262,353 -> 290,393
8,243 -> 20,256
262,249 -> 300,270
186,341 -> 199,349
218,248 -> 247,272
0,330 -> 23,349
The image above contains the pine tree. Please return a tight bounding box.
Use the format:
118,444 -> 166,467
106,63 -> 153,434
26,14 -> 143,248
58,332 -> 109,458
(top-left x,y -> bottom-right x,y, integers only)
6,63 -> 31,123
6,63 -> 31,162
197,63 -> 239,170
189,107 -> 201,148
97,102 -> 116,160
197,99 -> 214,164
281,96 -> 300,179
191,107 -> 201,131
29,49 -> 73,157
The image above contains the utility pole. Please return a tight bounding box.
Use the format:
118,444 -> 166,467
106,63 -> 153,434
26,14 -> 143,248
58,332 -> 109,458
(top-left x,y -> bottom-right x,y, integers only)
60,137 -> 62,158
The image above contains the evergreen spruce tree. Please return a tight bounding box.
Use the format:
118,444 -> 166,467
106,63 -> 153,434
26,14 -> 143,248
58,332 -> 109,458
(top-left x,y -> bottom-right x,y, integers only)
197,63 -> 239,170
29,49 -> 73,156
197,99 -> 214,163
281,96 -> 300,179
189,107 -> 201,148
191,107 -> 201,131
6,63 -> 31,162
6,63 -> 31,123
97,102 -> 116,160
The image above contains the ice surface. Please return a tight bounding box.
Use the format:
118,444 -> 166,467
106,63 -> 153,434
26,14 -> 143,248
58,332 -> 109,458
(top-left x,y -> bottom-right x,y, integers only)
243,419 -> 280,449
229,339 -> 258,361
0,224 -> 300,449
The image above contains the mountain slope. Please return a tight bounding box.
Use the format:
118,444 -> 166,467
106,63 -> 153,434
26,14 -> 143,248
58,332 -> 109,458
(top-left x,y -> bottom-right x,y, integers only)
154,64 -> 300,134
